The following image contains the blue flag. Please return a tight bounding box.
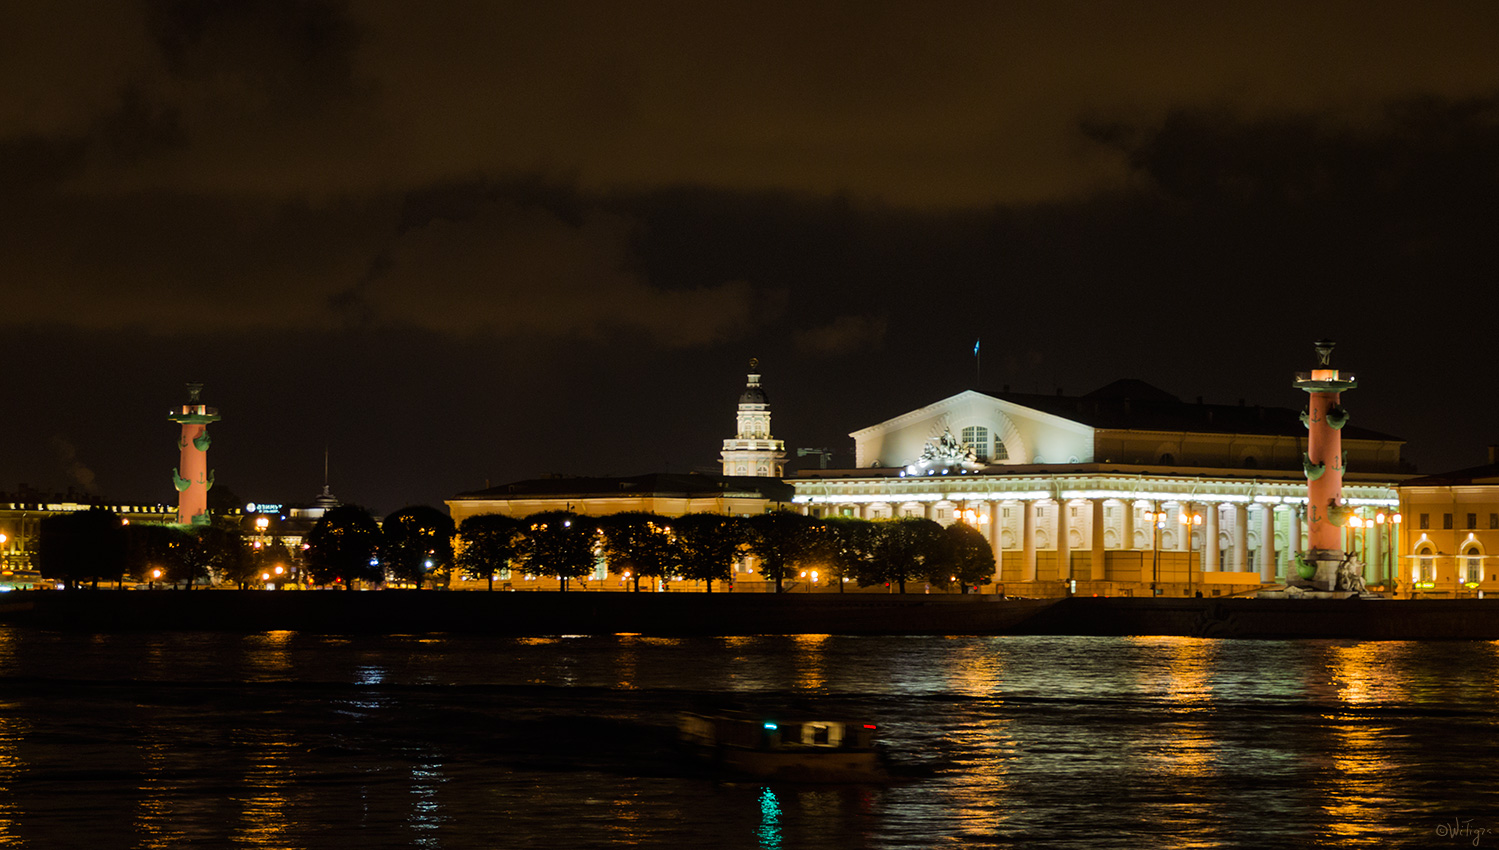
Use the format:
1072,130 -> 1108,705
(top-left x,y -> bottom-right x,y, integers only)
973,339 -> 980,356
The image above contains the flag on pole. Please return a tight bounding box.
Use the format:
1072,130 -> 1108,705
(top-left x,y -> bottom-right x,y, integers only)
973,339 -> 980,357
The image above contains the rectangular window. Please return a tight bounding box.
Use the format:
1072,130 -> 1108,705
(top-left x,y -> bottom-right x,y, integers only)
937,508 -> 950,520
1070,506 -> 1078,518
1420,513 -> 1430,529
1468,513 -> 1478,529
1003,507 -> 1011,519
1444,513 -> 1454,530
1490,513 -> 1498,529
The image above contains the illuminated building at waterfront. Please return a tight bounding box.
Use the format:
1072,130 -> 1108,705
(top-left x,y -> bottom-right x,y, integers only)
791,376 -> 1407,596
1397,452 -> 1499,597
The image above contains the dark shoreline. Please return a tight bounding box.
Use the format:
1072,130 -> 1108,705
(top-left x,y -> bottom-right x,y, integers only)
3,590 -> 1499,639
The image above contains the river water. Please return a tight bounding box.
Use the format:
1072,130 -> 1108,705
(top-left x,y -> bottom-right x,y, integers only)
0,628 -> 1495,849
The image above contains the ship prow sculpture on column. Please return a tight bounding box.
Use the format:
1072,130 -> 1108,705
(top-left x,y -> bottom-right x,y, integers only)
1275,340 -> 1377,598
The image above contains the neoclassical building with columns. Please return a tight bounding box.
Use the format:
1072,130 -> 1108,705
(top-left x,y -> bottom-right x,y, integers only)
792,380 -> 1408,596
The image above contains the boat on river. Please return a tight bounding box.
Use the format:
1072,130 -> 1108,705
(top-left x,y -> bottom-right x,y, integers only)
677,709 -> 888,782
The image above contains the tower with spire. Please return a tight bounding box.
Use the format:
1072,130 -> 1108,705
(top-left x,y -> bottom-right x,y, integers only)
721,359 -> 787,478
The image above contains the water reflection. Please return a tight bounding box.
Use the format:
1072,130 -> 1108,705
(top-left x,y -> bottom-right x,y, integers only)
134,733 -> 183,850
0,712 -> 26,847
408,757 -> 448,848
792,634 -> 829,691
243,631 -> 295,680
756,786 -> 782,850
0,628 -> 17,673
941,639 -> 1013,838
1320,643 -> 1407,847
230,728 -> 295,849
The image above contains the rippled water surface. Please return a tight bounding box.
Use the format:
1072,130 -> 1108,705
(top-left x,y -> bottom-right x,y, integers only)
0,628 -> 1496,849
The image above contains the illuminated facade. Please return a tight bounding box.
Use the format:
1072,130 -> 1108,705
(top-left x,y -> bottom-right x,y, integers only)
793,380 -> 1406,596
448,473 -> 793,526
1398,453 -> 1499,597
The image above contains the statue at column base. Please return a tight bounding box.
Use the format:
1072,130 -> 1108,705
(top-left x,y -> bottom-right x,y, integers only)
1334,554 -> 1368,594
1291,549 -> 1347,592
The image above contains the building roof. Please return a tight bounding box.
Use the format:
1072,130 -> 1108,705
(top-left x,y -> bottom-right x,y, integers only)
453,472 -> 795,502
981,380 -> 1403,443
1399,463 -> 1499,487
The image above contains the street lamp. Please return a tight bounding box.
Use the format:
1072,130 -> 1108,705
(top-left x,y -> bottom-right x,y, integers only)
1143,506 -> 1169,595
1179,506 -> 1204,595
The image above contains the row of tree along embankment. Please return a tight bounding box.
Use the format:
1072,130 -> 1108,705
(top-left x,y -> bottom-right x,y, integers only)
2,592 -> 1497,639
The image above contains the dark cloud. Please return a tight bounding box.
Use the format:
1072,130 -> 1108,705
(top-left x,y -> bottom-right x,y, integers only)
795,314 -> 888,356
1,2 -> 1497,509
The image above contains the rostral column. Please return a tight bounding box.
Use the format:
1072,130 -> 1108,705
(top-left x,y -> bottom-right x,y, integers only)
1293,340 -> 1356,590
169,383 -> 220,526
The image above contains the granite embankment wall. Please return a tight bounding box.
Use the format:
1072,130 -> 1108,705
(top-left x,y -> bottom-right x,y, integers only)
2,591 -> 1498,639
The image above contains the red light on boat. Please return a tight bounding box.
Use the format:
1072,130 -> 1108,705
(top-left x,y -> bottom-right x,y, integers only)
863,724 -> 877,729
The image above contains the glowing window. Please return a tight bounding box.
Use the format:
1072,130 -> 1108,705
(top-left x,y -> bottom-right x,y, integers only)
961,426 -> 990,462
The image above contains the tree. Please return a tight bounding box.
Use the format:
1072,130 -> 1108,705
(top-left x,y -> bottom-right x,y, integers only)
674,513 -> 745,592
745,511 -> 820,593
822,517 -> 878,592
930,521 -> 996,593
306,505 -> 382,589
175,525 -> 247,589
867,517 -> 945,593
124,523 -> 188,587
515,511 -> 597,591
382,505 -> 456,590
456,514 -> 523,590
598,512 -> 682,591
38,507 -> 126,589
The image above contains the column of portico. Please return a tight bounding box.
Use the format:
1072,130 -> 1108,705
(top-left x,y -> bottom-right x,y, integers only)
1204,503 -> 1220,572
1373,516 -> 1387,584
1120,500 -> 1135,550
1232,503 -> 1249,572
1260,504 -> 1277,583
1090,499 -> 1106,581
988,499 -> 1003,579
1056,500 -> 1071,582
1290,506 -> 1302,560
1021,501 -> 1037,581
1176,503 -> 1191,552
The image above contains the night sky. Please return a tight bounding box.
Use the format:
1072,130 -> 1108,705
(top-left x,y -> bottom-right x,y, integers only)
4,2 -> 1499,514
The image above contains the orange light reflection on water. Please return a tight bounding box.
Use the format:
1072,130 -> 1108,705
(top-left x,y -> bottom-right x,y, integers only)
1317,643 -> 1407,847
793,634 -> 829,691
133,735 -> 183,850
0,711 -> 25,845
941,639 -> 1014,839
229,728 -> 296,849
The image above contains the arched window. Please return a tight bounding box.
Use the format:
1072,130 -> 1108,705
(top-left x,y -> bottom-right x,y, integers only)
1464,547 -> 1482,584
1159,453 -> 1175,465
1417,546 -> 1435,583
992,438 -> 1009,461
961,426 -> 991,462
